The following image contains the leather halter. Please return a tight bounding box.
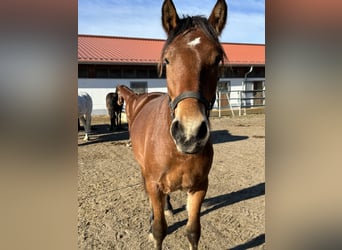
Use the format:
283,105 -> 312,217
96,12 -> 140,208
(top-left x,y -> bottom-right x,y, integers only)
169,91 -> 215,118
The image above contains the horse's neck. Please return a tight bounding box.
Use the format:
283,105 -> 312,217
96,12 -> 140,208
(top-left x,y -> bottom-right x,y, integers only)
121,88 -> 135,101
130,94 -> 169,126
125,95 -> 140,123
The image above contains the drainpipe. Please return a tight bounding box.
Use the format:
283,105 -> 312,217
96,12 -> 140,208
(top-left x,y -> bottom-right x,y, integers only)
244,66 -> 253,82
240,66 -> 254,115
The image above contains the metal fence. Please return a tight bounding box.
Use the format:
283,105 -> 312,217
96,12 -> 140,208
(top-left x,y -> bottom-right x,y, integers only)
214,88 -> 266,117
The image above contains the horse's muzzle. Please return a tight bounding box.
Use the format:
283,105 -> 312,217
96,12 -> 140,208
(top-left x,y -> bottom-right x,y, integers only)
170,118 -> 210,154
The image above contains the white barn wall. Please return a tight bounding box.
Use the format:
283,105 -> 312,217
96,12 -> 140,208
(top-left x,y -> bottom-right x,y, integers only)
78,77 -> 265,115
78,78 -> 167,115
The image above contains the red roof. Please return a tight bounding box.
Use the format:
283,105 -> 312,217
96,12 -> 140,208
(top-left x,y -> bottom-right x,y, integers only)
78,35 -> 265,66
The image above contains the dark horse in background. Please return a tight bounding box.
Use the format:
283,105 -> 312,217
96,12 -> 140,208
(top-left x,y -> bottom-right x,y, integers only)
106,91 -> 123,131
117,0 -> 227,249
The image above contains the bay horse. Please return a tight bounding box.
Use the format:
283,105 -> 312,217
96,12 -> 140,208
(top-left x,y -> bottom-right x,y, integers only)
116,85 -> 165,132
78,91 -> 93,141
106,92 -> 123,130
118,0 -> 227,249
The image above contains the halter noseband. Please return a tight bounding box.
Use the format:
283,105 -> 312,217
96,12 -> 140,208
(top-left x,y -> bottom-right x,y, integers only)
169,91 -> 215,118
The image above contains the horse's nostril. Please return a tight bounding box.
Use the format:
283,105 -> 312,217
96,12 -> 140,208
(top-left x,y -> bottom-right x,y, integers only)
171,120 -> 182,140
197,121 -> 208,140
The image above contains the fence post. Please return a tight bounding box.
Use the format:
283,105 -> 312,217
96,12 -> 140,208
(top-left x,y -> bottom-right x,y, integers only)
218,91 -> 221,118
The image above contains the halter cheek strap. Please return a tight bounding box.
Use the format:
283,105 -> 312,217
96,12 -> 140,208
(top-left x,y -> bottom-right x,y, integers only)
169,91 -> 214,118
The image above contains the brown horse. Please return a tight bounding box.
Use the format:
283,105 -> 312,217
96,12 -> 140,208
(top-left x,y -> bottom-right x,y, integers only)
117,0 -> 227,249
116,86 -> 165,147
106,92 -> 123,130
116,85 -> 164,131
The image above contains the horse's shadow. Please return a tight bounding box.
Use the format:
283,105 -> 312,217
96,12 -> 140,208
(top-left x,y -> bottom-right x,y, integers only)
168,183 -> 265,248
79,127 -> 246,146
228,233 -> 265,250
200,182 -> 265,216
211,130 -> 248,144
78,124 -> 130,146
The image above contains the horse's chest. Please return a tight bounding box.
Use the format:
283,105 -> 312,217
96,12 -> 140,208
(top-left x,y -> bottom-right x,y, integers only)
159,165 -> 206,193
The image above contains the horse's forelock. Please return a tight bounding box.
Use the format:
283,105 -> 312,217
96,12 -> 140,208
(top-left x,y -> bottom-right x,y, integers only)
158,15 -> 226,77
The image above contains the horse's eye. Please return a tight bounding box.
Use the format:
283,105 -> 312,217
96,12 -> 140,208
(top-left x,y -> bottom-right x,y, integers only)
164,58 -> 170,65
214,55 -> 222,65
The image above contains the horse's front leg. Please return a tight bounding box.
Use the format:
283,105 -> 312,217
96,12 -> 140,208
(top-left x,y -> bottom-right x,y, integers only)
110,113 -> 116,131
118,112 -> 122,128
79,116 -> 88,141
164,194 -> 173,216
85,114 -> 92,137
146,184 -> 167,250
186,180 -> 208,250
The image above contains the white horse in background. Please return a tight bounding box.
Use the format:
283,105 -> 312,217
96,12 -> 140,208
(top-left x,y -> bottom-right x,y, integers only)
78,92 -> 93,141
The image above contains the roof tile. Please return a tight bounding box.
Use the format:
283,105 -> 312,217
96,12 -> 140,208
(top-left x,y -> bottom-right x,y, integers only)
78,35 -> 264,65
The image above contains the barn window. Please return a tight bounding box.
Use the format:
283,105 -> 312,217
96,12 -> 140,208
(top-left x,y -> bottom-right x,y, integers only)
149,68 -> 159,78
123,68 -> 135,78
96,68 -> 108,78
130,81 -> 147,93
217,81 -> 230,92
109,68 -> 122,78
78,66 -> 87,78
136,69 -> 148,78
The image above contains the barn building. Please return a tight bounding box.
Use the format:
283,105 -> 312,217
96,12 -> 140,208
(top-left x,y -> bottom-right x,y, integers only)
78,35 -> 265,115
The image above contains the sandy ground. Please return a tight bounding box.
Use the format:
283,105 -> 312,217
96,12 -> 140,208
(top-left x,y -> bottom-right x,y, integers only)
78,113 -> 265,249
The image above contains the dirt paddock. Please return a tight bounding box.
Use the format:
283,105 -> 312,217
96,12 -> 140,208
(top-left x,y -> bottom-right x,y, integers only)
78,114 -> 265,249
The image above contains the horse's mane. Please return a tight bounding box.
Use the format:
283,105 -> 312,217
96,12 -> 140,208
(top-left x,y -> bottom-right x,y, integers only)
118,85 -> 136,96
158,15 -> 227,76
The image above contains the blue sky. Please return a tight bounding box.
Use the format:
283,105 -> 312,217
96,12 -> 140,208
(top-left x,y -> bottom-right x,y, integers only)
78,0 -> 265,44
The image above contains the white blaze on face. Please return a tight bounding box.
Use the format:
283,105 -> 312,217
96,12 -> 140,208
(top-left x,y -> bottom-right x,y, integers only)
187,37 -> 201,47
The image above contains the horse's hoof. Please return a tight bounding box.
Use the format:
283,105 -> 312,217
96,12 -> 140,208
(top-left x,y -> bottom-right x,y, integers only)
148,232 -> 154,242
148,233 -> 158,248
164,209 -> 173,217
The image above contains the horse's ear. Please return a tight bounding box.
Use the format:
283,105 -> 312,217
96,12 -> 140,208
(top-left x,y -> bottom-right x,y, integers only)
161,0 -> 180,34
208,0 -> 227,35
